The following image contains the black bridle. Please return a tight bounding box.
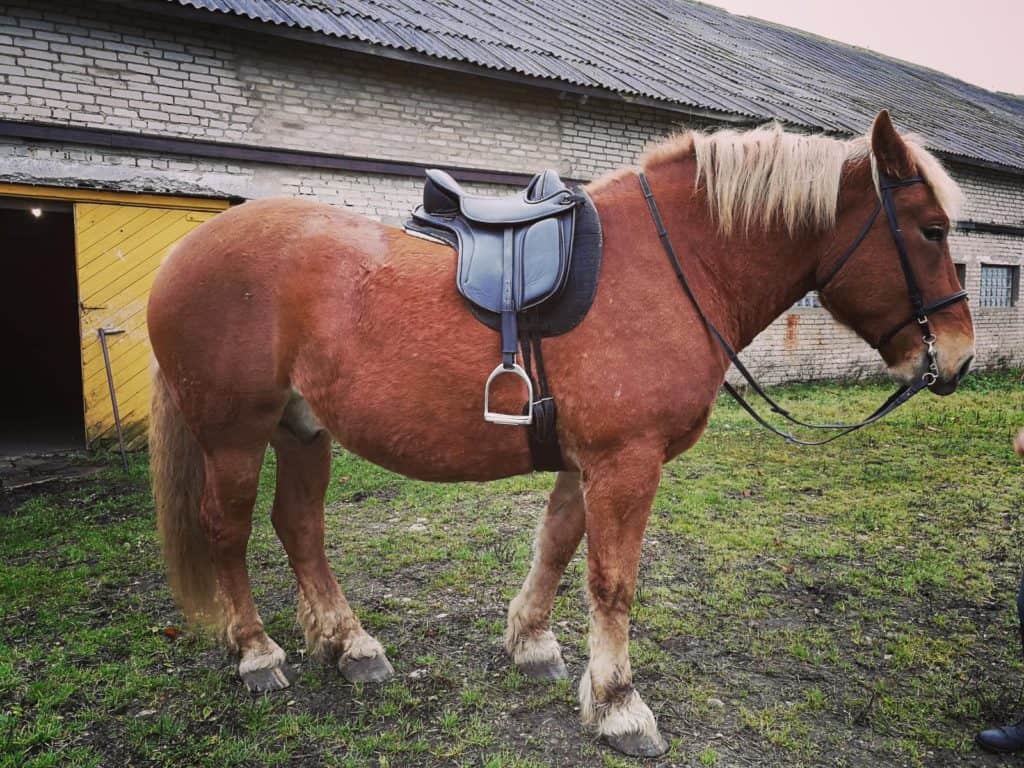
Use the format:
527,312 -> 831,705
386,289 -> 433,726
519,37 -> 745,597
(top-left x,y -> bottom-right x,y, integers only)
818,173 -> 969,350
638,169 -> 969,446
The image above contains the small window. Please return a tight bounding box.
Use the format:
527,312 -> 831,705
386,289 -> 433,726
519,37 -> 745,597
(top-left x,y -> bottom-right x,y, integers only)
954,263 -> 966,290
979,264 -> 1019,308
794,291 -> 820,308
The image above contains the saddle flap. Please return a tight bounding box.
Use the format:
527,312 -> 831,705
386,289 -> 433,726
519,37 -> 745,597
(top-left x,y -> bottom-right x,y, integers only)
520,217 -> 566,306
457,224 -> 505,313
457,215 -> 573,314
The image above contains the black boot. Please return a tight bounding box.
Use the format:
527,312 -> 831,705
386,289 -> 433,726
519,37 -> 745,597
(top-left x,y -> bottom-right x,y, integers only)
977,718 -> 1024,753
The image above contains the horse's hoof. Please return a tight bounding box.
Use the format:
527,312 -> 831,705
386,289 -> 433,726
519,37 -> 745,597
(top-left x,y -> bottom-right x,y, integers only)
518,657 -> 569,681
241,664 -> 293,693
604,729 -> 669,758
340,653 -> 394,683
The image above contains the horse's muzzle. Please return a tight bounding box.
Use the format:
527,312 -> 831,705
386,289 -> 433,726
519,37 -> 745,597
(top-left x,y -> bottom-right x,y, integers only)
928,355 -> 973,396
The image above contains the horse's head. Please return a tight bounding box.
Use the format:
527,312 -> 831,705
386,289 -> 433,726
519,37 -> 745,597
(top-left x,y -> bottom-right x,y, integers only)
817,111 -> 975,395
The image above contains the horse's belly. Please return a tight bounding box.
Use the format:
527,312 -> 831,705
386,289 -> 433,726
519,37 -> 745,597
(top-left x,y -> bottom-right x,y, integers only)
311,373 -> 536,482
296,300 -> 538,482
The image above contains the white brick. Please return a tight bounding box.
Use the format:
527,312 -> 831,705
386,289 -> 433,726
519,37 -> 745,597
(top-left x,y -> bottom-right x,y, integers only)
0,0 -> 1018,379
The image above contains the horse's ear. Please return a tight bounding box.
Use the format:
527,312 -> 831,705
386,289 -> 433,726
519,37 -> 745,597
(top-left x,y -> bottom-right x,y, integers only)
871,110 -> 915,179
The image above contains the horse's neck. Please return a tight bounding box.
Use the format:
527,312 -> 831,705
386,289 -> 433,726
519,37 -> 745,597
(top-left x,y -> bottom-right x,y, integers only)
643,162 -> 827,352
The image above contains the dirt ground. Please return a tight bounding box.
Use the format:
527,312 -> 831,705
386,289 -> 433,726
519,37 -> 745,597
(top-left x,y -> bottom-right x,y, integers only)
1,371 -> 1023,767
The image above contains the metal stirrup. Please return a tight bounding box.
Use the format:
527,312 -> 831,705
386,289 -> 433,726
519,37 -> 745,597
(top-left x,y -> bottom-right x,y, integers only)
484,362 -> 534,425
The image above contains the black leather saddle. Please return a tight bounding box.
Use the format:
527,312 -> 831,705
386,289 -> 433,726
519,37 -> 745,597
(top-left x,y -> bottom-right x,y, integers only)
407,169 -> 598,428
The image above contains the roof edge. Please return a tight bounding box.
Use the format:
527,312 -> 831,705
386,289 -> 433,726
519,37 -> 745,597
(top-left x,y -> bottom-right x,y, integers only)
104,0 -> 751,124
98,0 -> 1024,178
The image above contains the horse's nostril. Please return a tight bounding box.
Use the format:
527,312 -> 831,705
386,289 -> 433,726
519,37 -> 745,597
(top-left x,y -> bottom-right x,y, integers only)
957,356 -> 974,381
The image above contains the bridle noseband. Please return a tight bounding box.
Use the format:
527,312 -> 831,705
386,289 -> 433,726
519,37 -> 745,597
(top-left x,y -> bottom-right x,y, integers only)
638,169 -> 968,446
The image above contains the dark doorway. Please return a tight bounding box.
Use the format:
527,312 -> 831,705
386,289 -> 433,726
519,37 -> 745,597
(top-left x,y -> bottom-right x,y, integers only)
0,199 -> 85,456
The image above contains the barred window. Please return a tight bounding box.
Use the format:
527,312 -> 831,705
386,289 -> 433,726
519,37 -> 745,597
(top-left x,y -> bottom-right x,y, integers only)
979,264 -> 1019,308
794,291 -> 820,308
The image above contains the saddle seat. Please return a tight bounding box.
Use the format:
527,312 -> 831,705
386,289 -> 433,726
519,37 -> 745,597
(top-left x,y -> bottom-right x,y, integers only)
408,168 -> 583,426
424,168 -> 578,224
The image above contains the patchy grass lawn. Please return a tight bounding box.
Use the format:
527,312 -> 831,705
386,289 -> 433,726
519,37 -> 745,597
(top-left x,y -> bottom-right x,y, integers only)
1,370 -> 1022,767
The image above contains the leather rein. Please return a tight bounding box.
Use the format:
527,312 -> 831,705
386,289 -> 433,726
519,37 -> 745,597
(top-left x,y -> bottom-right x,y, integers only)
637,170 -> 969,446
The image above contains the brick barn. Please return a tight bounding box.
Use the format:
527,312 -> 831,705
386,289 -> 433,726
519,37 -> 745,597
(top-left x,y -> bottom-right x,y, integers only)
1,0 -> 1021,454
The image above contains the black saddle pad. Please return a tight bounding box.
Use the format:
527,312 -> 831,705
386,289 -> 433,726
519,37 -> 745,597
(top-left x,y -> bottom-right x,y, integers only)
469,188 -> 603,337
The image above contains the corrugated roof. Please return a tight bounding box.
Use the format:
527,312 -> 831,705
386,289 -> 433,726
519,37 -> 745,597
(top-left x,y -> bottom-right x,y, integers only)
171,0 -> 1024,173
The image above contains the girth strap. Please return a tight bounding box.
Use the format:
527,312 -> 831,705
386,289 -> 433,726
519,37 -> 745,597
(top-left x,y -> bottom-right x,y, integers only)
520,331 -> 563,471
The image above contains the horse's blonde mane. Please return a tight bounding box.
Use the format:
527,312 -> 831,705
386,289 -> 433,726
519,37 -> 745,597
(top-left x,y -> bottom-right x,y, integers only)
641,123 -> 963,236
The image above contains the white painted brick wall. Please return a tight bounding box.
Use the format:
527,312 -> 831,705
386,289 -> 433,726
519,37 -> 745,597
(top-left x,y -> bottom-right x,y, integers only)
0,137 -> 509,226
1,0 -> 1021,380
0,0 -> 563,172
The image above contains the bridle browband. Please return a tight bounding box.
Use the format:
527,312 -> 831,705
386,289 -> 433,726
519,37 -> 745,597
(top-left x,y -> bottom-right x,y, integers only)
638,168 -> 968,446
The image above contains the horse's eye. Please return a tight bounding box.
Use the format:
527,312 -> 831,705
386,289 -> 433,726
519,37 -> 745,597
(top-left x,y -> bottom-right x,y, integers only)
922,226 -> 946,243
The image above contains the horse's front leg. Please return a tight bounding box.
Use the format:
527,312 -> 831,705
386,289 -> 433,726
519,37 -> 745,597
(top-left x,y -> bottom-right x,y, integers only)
505,471 -> 584,679
579,445 -> 668,757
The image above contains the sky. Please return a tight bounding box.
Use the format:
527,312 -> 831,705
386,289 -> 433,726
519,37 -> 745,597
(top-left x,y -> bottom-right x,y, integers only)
703,0 -> 1024,96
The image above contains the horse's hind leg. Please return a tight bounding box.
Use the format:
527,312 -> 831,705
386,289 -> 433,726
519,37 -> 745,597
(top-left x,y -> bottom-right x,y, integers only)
270,425 -> 394,683
201,444 -> 292,692
505,471 -> 584,679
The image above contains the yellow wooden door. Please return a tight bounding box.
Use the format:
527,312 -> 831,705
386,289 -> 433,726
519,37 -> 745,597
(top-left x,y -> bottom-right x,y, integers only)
74,203 -> 221,447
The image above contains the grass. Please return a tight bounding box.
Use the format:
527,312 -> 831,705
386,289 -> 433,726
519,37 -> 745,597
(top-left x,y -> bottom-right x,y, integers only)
1,369 -> 1022,767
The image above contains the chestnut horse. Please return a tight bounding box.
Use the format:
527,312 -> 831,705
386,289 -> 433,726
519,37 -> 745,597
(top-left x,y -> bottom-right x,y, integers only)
148,111 -> 975,756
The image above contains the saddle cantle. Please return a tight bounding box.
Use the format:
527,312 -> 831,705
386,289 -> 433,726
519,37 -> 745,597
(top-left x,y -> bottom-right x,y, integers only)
406,168 -> 603,468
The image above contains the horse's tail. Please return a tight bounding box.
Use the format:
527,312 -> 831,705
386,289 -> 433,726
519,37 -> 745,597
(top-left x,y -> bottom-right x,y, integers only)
150,365 -> 222,628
